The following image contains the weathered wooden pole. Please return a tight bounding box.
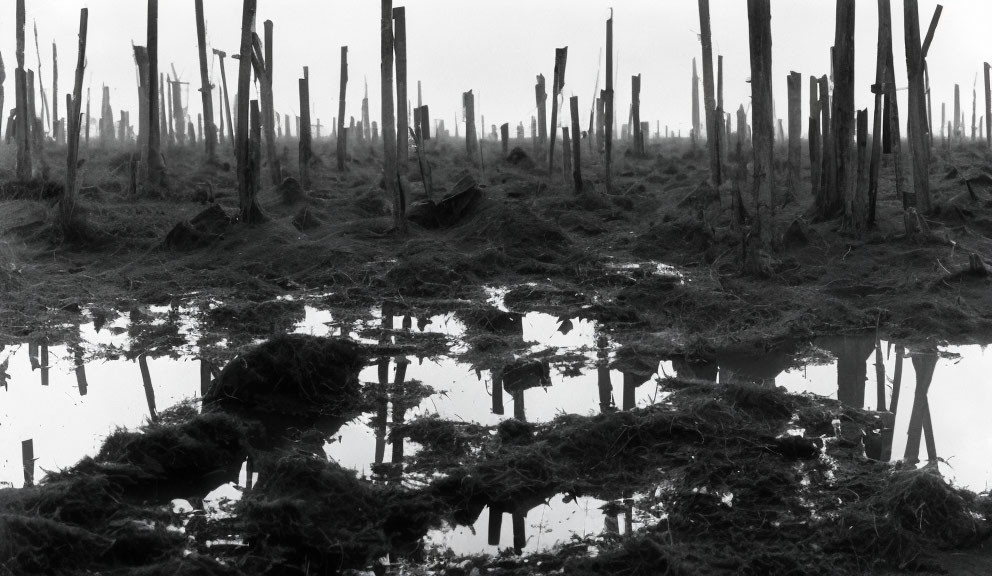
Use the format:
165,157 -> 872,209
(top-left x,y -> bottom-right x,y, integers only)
548,47 -> 567,177
249,27 -> 278,183
631,74 -> 642,156
605,10 -> 614,193
809,76 -> 821,198
53,42 -> 59,145
133,46 -> 149,156
852,109 -> 869,230
194,0 -> 216,163
972,85 -> 977,141
236,0 -> 262,222
953,83 -> 961,142
250,100 -> 262,208
15,0 -> 32,180
61,8 -> 87,231
570,95 -> 583,193
500,122 -> 509,156
393,7 -> 408,171
32,23 -> 50,134
691,57 -> 700,144
868,0 -> 889,228
744,0 -> 774,276
827,0 -> 855,221
382,0 -> 403,232
985,62 -> 991,147
214,49 -> 234,146
717,54 -> 727,173
138,354 -> 158,422
337,46 -> 348,170
0,52 -> 6,140
536,74 -> 547,150
699,0 -> 721,184
22,439 -> 34,487
146,0 -> 166,187
299,77 -> 311,189
883,27 -> 906,209
464,90 -> 476,161
904,0 -> 933,214
561,127 -> 571,177
786,71 -> 801,201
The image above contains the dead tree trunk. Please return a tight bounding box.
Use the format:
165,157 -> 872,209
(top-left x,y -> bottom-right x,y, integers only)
954,83 -> 961,142
868,0 -> 889,228
337,46 -> 348,170
816,74 -> 832,213
146,0 -> 165,188
500,122 -> 509,156
53,43 -> 59,145
382,0 -> 403,231
904,0 -> 933,213
986,62 -> 991,147
299,76 -> 311,189
691,57 -> 700,143
536,74 -> 547,150
548,47 -> 568,177
236,0 -> 263,222
605,11 -> 614,193
809,76 -> 821,198
562,127 -> 571,178
215,49 -> 234,146
699,0 -> 721,184
393,7 -> 408,172
133,46 -> 149,156
786,71 -> 801,201
717,54 -> 727,174
882,4 -> 906,212
249,26 -> 279,183
463,90 -> 476,161
828,0 -> 855,221
745,0 -> 774,276
570,95 -> 583,193
852,108 -> 869,230
631,74 -> 642,156
61,9 -> 87,231
194,0 -> 216,163
15,0 -> 31,180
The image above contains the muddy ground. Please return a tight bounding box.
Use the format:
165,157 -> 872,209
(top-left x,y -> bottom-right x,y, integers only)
2,134 -> 992,575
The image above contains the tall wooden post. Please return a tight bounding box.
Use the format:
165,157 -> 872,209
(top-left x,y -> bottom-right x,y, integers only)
691,58 -> 700,143
605,11 -> 614,194
337,46 -> 348,170
134,47 -> 149,156
53,43 -> 59,145
249,26 -> 278,183
195,0 -> 216,163
463,90 -> 476,161
786,71 -> 801,201
146,0 -> 165,187
985,62 -> 991,147
631,74 -> 642,156
809,76 -> 821,198
382,0 -> 403,231
717,54 -> 727,174
561,127 -> 571,177
62,9 -> 87,231
215,49 -> 234,146
904,0 -> 932,213
570,95 -> 583,193
139,355 -> 158,422
868,0 -> 889,228
828,0 -> 855,221
953,84 -> 961,142
745,0 -> 774,276
393,7 -> 408,171
853,108 -> 869,231
236,0 -> 261,222
15,0 -> 32,180
250,100 -> 262,210
299,77 -> 311,189
548,47 -> 567,177
535,74 -> 547,148
699,0 -> 720,184
500,122 -> 509,156
22,439 -> 34,487
972,85 -> 977,141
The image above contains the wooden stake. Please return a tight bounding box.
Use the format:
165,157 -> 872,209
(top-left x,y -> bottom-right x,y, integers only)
828,0 -> 855,220
535,74 -> 547,148
786,71 -> 801,201
393,7 -> 408,171
53,42 -> 59,145
985,62 -> 991,147
236,0 -> 260,221
852,108 -> 869,231
337,46 -> 348,170
15,0 -> 32,180
146,0 -> 166,187
868,1 -> 888,228
954,83 -> 961,141
500,122 -> 509,157
605,11 -> 614,194
904,0 -> 932,213
817,74 -> 832,211
138,354 -> 158,422
463,90 -> 477,161
548,47 -> 567,176
382,0 -> 403,231
299,77 -> 311,189
22,439 -> 34,487
745,0 -> 774,275
631,74 -> 643,156
61,8 -> 87,231
570,95 -> 583,193
214,49 -> 234,146
562,127 -> 571,178
699,0 -> 721,184
195,0 -> 216,163
691,57 -> 700,141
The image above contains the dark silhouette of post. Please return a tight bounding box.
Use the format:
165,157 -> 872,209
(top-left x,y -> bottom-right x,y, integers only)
605,11 -> 614,193
985,63 -> 991,147
200,359 -> 212,396
904,0 -> 936,214
41,344 -> 49,387
874,337 -> 886,411
393,7 -> 408,171
852,108 -> 869,230
52,43 -> 59,144
953,84 -> 961,142
298,76 -> 311,189
536,74 -> 547,158
463,90 -> 476,161
868,2 -> 889,228
562,127 -> 571,178
337,46 -> 348,170
500,122 -> 509,157
809,76 -> 821,198
548,47 -> 567,177
15,0 -> 32,180
62,8 -> 88,230
570,96 -> 583,193
631,75 -> 643,156
488,508 -> 503,546
146,0 -> 166,188
236,0 -> 263,223
904,352 -> 937,463
134,47 -> 149,155
382,0 -> 403,231
214,49 -> 234,146
195,0 -> 216,163
691,58 -> 700,144
828,0 -> 855,223
139,354 -> 158,422
786,71 -> 801,201
744,0 -> 775,276
74,346 -> 88,396
22,439 -> 34,487
698,0 -> 720,184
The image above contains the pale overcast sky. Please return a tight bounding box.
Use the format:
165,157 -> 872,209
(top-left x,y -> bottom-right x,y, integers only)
3,0 -> 988,140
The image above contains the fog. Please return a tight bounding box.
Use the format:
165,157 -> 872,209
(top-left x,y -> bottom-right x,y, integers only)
3,0 -> 987,140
